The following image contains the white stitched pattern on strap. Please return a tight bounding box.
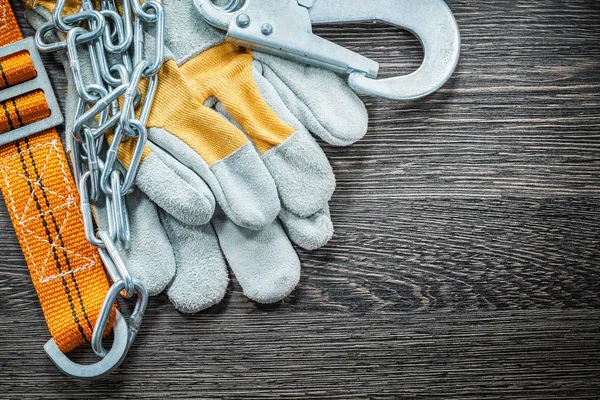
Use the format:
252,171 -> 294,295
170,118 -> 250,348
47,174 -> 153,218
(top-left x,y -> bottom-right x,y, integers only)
0,140 -> 99,284
0,4 -> 7,31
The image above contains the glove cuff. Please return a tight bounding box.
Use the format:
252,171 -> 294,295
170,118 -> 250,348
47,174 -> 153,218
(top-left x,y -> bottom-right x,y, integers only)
160,0 -> 226,66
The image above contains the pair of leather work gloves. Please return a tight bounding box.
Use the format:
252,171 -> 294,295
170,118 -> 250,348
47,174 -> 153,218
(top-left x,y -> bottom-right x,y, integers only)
27,0 -> 368,313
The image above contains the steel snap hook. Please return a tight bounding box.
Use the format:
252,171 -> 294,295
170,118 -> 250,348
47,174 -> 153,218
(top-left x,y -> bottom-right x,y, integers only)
195,0 -> 461,100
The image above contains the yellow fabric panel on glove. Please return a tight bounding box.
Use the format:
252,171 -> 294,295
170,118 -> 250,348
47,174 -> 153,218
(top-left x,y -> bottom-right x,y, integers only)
26,0 -> 97,16
117,43 -> 296,167
179,43 -> 296,155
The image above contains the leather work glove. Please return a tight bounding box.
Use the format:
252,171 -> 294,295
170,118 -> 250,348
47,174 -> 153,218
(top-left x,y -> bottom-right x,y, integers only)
26,0 -> 368,313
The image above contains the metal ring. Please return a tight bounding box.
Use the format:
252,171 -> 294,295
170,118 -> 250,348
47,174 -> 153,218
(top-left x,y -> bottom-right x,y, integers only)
44,310 -> 129,380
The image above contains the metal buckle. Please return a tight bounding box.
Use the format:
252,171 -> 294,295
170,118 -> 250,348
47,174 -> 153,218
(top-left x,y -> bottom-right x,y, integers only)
0,37 -> 64,146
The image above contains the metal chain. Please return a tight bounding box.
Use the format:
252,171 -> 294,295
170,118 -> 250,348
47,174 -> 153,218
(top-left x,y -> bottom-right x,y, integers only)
35,0 -> 165,358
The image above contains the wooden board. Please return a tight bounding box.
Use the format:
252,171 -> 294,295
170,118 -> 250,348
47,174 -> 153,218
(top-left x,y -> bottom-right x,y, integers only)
1,0 -> 599,398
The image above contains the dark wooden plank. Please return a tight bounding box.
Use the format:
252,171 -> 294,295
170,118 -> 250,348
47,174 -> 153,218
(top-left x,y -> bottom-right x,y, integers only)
1,309 -> 600,399
1,0 -> 599,398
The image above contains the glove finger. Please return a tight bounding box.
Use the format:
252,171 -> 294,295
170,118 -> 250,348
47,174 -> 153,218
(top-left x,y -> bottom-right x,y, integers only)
214,93 -> 334,218
280,205 -> 334,251
212,207 -> 301,304
134,145 -> 215,225
148,126 -> 280,230
93,189 -> 176,296
253,52 -> 368,146
160,212 -> 229,314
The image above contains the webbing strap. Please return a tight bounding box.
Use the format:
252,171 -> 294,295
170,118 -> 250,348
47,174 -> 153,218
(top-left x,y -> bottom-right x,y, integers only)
0,0 -> 114,353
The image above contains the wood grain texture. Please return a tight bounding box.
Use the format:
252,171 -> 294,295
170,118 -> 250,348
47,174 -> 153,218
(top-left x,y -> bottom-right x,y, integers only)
1,0 -> 599,398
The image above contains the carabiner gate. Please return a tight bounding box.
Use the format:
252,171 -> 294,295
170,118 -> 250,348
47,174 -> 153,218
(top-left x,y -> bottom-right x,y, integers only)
195,0 -> 461,100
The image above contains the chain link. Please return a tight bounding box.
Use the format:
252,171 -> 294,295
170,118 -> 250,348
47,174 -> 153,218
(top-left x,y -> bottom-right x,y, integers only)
35,0 -> 165,357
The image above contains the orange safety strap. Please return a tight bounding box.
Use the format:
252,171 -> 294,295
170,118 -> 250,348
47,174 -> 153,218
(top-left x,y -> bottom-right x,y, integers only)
0,0 -> 114,353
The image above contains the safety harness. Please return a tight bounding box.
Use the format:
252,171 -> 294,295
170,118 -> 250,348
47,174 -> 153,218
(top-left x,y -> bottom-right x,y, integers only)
0,0 -> 113,354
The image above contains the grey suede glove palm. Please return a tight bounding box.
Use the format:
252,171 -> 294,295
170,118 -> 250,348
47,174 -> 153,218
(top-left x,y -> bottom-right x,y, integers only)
27,0 -> 368,313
